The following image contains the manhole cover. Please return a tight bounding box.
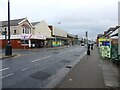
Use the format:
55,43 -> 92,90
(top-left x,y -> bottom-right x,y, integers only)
30,71 -> 52,80
60,60 -> 71,63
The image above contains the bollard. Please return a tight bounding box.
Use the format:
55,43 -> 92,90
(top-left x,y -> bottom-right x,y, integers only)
91,44 -> 93,50
87,44 -> 90,55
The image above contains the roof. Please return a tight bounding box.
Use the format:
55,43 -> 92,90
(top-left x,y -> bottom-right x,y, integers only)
48,25 -> 53,30
97,34 -> 104,38
31,22 -> 40,26
67,33 -> 76,38
105,26 -> 120,37
0,18 -> 26,27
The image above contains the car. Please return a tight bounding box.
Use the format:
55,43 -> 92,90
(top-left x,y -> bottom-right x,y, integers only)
81,43 -> 85,46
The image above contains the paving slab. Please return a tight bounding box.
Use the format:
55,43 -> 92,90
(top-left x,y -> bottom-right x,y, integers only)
56,46 -> 119,89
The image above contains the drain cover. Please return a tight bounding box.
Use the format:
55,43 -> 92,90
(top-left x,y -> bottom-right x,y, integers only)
30,71 -> 52,80
66,65 -> 72,69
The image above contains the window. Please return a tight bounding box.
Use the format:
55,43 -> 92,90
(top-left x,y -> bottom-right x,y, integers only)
5,28 -> 7,31
25,28 -> 29,34
23,29 -> 24,34
14,30 -> 16,34
23,27 -> 30,34
21,40 -> 29,44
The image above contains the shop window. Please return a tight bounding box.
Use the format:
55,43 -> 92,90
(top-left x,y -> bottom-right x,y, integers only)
14,30 -> 16,34
21,40 -> 29,44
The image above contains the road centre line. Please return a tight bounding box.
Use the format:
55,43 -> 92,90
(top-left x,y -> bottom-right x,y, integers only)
31,55 -> 52,62
1,73 -> 13,79
0,67 -> 10,72
21,67 -> 30,71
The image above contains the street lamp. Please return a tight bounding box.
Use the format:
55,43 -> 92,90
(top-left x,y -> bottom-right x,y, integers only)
5,0 -> 12,56
86,31 -> 90,55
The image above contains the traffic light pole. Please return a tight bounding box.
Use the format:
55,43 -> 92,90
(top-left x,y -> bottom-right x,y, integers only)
5,0 -> 12,56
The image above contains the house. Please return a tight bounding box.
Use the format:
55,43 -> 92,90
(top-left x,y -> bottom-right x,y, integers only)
96,34 -> 104,46
109,26 -> 120,61
67,33 -> 78,45
0,18 -> 34,49
48,25 -> 67,46
31,21 -> 53,47
104,26 -> 120,38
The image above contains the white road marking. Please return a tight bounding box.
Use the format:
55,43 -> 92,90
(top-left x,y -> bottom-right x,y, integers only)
0,67 -> 10,72
31,55 -> 52,62
1,73 -> 13,79
84,51 -> 87,54
21,67 -> 29,71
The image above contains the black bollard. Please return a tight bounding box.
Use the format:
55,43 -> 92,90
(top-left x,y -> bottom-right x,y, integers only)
87,44 -> 90,55
91,44 -> 93,50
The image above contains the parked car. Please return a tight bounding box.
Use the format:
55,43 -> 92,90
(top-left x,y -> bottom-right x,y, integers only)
81,43 -> 85,46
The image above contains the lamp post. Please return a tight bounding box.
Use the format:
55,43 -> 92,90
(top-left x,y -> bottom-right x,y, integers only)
86,31 -> 90,55
5,0 -> 12,56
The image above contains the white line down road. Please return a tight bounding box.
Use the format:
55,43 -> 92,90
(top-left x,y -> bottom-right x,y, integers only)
21,67 -> 30,71
31,55 -> 52,62
1,73 -> 14,79
0,67 -> 10,72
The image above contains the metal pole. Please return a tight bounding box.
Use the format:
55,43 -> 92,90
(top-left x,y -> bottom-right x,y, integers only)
55,35 -> 56,47
86,31 -> 90,55
8,0 -> 10,44
24,36 -> 25,50
5,0 -> 12,56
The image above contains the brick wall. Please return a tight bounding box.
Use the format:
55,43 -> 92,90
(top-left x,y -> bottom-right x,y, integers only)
0,39 -> 29,49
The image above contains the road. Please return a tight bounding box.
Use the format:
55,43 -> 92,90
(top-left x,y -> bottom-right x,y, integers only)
1,45 -> 86,88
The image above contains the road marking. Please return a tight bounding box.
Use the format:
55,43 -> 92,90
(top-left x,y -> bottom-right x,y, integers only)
84,51 -> 87,54
0,67 -> 10,72
1,73 -> 13,79
21,67 -> 29,71
31,55 -> 52,62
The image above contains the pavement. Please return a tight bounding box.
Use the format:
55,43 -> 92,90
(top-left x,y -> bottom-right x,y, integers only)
55,46 -> 119,89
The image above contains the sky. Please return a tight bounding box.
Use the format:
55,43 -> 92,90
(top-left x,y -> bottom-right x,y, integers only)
0,0 -> 119,40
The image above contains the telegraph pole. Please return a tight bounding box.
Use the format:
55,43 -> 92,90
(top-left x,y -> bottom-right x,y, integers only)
5,0 -> 12,56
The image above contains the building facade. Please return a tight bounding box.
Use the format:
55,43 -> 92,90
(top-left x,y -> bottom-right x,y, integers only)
0,18 -> 34,49
48,25 -> 67,46
31,21 -> 52,47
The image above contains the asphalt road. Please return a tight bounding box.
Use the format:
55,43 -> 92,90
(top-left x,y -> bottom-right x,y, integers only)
1,45 -> 86,88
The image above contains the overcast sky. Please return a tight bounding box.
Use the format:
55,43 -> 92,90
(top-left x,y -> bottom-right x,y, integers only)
0,0 -> 119,40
